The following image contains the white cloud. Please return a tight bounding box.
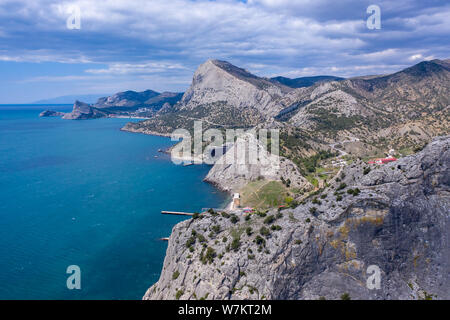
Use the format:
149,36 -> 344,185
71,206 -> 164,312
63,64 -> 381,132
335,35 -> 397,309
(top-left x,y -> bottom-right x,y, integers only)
0,50 -> 93,63
85,62 -> 188,75
408,54 -> 435,62
0,0 -> 449,101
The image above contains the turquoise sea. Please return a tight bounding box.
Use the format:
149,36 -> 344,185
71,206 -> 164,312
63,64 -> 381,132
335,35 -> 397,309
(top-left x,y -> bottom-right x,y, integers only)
0,105 -> 228,300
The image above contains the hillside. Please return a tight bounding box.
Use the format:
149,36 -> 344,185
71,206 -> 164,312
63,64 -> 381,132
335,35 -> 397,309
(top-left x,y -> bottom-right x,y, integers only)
123,59 -> 293,133
274,59 -> 450,166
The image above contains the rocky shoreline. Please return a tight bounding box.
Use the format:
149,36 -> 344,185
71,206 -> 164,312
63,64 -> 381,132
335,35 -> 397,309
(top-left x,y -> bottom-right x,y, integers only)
120,125 -> 173,138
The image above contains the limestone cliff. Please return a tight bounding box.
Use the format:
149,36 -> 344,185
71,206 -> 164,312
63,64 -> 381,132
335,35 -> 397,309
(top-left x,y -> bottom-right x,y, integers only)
204,132 -> 311,192
181,59 -> 291,118
62,100 -> 107,120
144,136 -> 449,300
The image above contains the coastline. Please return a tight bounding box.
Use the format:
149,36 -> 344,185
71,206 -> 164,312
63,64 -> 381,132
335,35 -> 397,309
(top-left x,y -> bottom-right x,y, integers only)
4,107 -> 232,299
121,121 -> 233,200
122,122 -> 234,215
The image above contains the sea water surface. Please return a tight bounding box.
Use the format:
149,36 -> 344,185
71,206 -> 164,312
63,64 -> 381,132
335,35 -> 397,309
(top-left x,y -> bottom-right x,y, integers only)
0,105 -> 229,299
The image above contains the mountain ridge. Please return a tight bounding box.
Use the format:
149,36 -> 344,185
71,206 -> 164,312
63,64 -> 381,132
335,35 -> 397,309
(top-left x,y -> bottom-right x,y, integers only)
124,58 -> 449,159
270,75 -> 345,88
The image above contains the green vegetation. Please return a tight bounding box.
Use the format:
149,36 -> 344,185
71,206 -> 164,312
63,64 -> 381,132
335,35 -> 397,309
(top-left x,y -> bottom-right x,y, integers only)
264,215 -> 276,224
289,200 -> 299,208
255,235 -> 266,246
197,234 -> 206,243
186,236 -> 196,249
337,183 -> 347,191
306,175 -> 319,188
255,210 -> 267,218
211,225 -> 221,234
200,247 -> 217,264
347,188 -> 361,196
340,293 -> 351,300
221,212 -> 230,218
309,108 -> 363,133
285,196 -> 294,205
293,150 -> 338,176
172,270 -> 180,280
176,290 -> 184,300
230,215 -> 239,224
240,180 -> 290,209
231,238 -> 241,252
271,225 -> 282,231
259,226 -> 270,237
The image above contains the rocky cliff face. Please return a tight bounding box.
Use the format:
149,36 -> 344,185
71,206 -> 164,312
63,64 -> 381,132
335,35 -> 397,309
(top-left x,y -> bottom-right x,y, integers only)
181,60 -> 291,118
204,132 -> 311,192
144,136 -> 449,300
124,60 -> 293,133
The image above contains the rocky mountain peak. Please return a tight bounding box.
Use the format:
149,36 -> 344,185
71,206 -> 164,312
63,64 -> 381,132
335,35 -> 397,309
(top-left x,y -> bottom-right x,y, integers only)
180,59 -> 291,119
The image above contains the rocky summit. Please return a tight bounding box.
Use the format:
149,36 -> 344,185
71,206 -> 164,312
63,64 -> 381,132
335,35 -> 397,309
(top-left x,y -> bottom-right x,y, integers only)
144,136 -> 449,300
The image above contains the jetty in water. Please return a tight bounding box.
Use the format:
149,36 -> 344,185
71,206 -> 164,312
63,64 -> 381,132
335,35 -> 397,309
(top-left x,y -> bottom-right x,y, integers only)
161,211 -> 197,216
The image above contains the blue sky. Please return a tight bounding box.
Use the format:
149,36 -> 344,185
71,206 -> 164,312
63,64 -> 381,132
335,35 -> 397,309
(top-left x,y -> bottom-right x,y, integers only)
0,0 -> 449,103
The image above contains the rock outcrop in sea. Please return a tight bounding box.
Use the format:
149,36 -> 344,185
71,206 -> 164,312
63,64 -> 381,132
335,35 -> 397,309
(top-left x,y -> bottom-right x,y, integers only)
144,136 -> 449,300
39,110 -> 65,117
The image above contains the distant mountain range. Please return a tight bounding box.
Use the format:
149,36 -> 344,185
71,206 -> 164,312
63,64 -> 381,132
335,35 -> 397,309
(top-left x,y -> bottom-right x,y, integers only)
40,90 -> 184,119
33,94 -> 111,104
